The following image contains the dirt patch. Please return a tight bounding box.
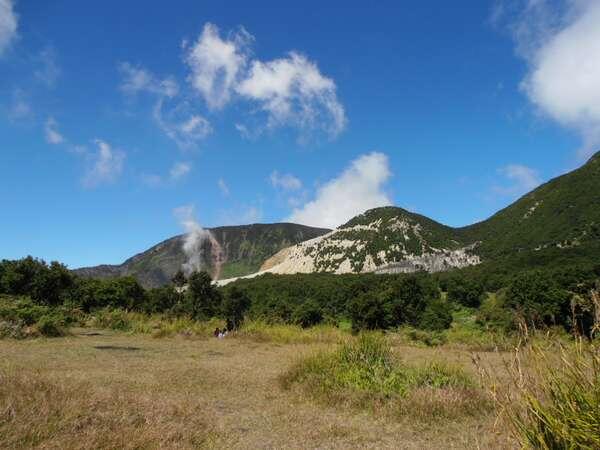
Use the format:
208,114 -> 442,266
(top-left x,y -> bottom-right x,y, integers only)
94,345 -> 141,351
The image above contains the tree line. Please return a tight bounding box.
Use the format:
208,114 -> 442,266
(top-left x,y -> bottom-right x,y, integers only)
1,256 -> 599,335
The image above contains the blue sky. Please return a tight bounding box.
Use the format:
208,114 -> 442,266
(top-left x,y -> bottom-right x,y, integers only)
1,0 -> 599,268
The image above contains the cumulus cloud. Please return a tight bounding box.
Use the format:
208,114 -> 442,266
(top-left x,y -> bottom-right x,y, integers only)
44,117 -> 64,144
184,23 -> 252,110
498,0 -> 600,159
0,0 -> 18,57
493,163 -> 542,196
184,23 -> 346,140
120,23 -> 346,144
83,139 -> 125,187
270,170 -> 302,191
237,52 -> 346,138
287,152 -> 392,229
217,178 -> 230,196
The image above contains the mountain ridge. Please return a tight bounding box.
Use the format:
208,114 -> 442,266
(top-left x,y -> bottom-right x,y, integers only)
78,151 -> 600,287
74,223 -> 330,288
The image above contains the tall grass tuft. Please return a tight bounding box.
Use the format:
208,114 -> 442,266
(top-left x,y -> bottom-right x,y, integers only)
482,341 -> 600,449
281,333 -> 489,421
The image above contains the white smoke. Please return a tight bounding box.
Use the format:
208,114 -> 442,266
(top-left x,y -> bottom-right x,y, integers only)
174,205 -> 211,275
174,205 -> 225,278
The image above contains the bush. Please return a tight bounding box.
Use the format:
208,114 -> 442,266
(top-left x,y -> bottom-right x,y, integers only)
36,315 -> 66,337
348,292 -> 392,331
89,309 -> 132,331
419,299 -> 453,331
281,333 -> 486,420
476,292 -> 515,332
292,301 -> 323,328
400,327 -> 447,347
446,278 -> 484,308
221,287 -> 250,330
183,271 -> 222,320
505,271 -> 571,329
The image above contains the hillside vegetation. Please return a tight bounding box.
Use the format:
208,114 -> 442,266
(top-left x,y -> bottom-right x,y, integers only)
249,151 -> 600,279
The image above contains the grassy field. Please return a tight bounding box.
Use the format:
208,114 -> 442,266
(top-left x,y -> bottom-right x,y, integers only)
0,328 -> 520,449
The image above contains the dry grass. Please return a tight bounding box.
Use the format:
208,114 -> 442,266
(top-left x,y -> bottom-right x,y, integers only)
0,369 -> 215,449
0,330 -> 515,449
236,320 -> 349,344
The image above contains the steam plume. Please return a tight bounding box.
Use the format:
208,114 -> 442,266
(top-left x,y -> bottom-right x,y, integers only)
174,205 -> 224,278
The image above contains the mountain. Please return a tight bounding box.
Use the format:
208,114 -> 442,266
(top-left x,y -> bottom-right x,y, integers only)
74,223 -> 330,288
221,151 -> 600,282
460,151 -> 600,259
78,152 -> 600,287
252,207 -> 479,279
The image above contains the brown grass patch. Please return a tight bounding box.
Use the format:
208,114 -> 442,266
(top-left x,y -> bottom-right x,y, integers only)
0,369 -> 216,449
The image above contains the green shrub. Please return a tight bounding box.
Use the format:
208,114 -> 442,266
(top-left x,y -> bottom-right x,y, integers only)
36,315 -> 66,337
89,309 -> 132,331
419,299 -> 453,331
292,301 -> 323,328
282,333 -> 486,420
348,293 -> 392,331
446,278 -> 484,308
505,271 -> 571,329
476,292 -> 515,332
221,286 -> 251,330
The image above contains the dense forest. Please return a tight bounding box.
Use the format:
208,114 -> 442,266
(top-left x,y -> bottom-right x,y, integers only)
2,255 -> 599,338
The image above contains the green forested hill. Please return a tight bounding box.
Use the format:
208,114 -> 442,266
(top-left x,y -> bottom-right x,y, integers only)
460,151 -> 600,259
258,152 -> 600,277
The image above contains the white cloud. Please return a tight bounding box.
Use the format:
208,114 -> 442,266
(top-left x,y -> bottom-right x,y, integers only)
153,99 -> 212,149
185,23 -> 252,110
237,52 -> 346,138
500,0 -> 600,159
493,164 -> 542,196
119,62 -> 179,98
0,0 -> 17,57
169,161 -> 191,180
217,178 -> 230,196
270,170 -> 302,191
287,152 -> 392,228
119,62 -> 210,148
184,23 -> 346,140
44,117 -> 64,144
34,47 -> 60,87
141,161 -> 192,187
83,139 -> 125,187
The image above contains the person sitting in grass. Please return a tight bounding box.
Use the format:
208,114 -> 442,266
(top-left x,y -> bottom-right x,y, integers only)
213,327 -> 220,338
